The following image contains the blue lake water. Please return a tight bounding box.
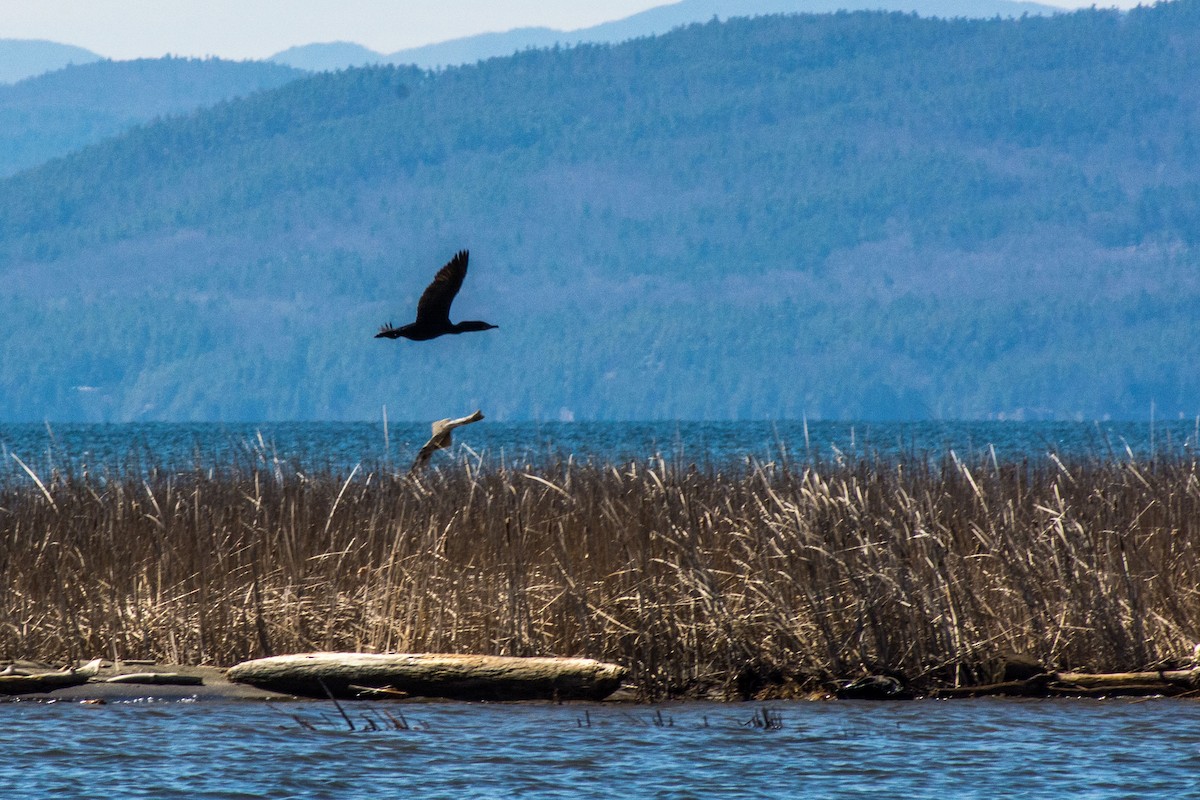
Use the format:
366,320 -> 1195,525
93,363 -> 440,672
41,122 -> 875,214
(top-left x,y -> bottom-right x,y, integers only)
0,419 -> 1197,477
1,697 -> 1198,799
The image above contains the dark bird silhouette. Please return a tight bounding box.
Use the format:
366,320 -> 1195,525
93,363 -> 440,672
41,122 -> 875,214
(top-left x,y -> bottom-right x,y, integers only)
376,250 -> 498,341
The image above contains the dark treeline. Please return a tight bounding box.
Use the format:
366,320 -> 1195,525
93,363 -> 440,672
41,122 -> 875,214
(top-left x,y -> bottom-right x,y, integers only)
2,5 -> 1199,421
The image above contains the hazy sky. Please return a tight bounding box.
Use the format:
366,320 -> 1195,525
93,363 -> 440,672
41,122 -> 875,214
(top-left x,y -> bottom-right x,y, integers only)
0,0 -> 1147,60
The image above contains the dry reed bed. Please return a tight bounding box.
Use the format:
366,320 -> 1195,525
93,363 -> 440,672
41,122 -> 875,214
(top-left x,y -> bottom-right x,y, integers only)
2,453 -> 1199,699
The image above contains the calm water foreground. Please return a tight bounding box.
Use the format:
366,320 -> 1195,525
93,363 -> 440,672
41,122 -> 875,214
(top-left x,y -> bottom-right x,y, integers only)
1,698 -> 1198,798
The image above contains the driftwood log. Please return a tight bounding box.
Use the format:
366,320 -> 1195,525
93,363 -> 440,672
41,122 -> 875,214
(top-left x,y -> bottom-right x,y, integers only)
226,652 -> 627,701
105,672 -> 205,686
0,659 -> 102,695
932,667 -> 1200,699
409,410 -> 484,474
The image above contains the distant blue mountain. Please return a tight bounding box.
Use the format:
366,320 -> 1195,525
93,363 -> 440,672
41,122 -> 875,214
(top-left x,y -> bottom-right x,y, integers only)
0,57 -> 304,177
378,27 -> 566,69
268,41 -> 389,72
0,39 -> 102,84
267,0 -> 1068,71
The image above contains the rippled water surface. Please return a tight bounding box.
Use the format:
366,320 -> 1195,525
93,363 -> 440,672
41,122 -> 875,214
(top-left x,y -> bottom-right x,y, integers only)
2,698 -> 1199,799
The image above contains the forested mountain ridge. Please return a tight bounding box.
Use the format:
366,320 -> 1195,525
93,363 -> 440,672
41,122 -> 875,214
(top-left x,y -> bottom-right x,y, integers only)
0,57 -> 306,177
2,5 -> 1199,422
268,0 -> 1066,70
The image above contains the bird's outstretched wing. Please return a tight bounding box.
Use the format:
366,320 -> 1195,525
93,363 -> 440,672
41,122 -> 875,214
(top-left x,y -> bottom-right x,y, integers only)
414,249 -> 469,325
407,438 -> 441,474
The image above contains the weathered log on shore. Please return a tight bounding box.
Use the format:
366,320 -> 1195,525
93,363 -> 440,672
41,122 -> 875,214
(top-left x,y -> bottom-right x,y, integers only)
0,659 -> 102,695
105,672 -> 205,686
226,652 -> 628,701
931,667 -> 1200,699
1048,668 -> 1200,697
1054,668 -> 1200,690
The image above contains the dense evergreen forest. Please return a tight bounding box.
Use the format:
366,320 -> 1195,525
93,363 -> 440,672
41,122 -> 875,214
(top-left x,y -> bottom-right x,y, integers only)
0,57 -> 304,177
1,4 -> 1199,422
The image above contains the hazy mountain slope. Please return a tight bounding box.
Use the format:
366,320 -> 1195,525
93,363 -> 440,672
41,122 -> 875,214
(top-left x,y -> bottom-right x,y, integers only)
266,0 -> 1068,71
268,42 -> 388,72
0,57 -> 306,177
386,0 -> 1064,68
0,39 -> 101,84
379,27 -> 566,69
2,5 -> 1199,422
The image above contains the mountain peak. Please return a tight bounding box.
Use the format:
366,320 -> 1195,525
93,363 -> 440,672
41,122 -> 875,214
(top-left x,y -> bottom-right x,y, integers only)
0,39 -> 103,84
268,41 -> 388,72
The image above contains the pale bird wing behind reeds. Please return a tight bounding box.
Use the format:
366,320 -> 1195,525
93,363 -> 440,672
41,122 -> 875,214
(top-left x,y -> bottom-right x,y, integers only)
407,410 -> 484,474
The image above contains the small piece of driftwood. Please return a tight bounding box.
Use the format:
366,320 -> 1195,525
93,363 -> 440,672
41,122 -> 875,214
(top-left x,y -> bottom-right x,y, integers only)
226,652 -> 627,701
349,684 -> 410,699
836,674 -> 914,701
0,658 -> 102,695
409,410 -> 484,474
105,672 -> 205,686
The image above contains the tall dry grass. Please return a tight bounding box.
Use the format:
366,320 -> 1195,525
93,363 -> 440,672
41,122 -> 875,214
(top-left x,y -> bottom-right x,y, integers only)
2,451 -> 1199,698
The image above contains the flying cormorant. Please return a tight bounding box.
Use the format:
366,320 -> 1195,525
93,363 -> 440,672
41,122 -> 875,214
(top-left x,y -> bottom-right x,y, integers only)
375,250 -> 498,341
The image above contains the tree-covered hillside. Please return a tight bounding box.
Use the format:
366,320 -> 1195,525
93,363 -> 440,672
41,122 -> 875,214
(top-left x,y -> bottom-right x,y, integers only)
2,5 -> 1199,422
0,57 -> 304,177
